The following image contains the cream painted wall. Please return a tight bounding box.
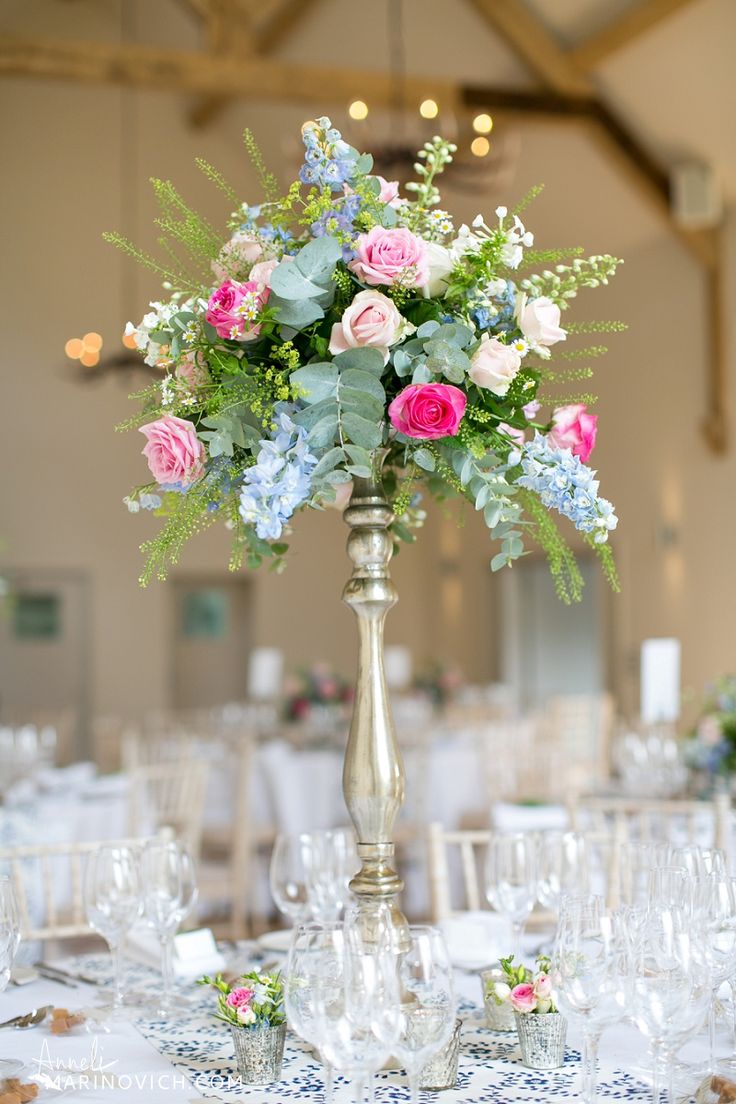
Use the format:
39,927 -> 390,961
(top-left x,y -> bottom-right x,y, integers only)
1,0 -> 735,737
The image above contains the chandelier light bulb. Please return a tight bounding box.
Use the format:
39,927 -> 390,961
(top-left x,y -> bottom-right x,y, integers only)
348,100 -> 369,121
472,113 -> 493,134
470,136 -> 491,157
64,338 -> 84,359
419,99 -> 439,119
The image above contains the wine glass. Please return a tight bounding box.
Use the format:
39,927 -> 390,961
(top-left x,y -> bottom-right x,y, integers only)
0,875 -> 20,994
648,866 -> 692,913
311,915 -> 401,1103
284,921 -> 343,1103
270,833 -> 311,926
629,905 -> 711,1104
618,842 -> 671,908
84,844 -> 142,1014
537,831 -> 589,913
140,840 -> 195,1016
552,895 -> 628,1102
485,833 -> 537,954
392,926 -> 455,1104
693,871 -> 736,1072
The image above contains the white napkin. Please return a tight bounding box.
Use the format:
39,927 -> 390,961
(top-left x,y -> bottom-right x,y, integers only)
439,910 -> 513,970
126,925 -> 226,980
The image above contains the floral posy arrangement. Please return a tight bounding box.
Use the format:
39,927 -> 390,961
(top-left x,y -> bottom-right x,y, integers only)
111,116 -> 623,601
489,955 -> 557,1015
198,970 -> 285,1029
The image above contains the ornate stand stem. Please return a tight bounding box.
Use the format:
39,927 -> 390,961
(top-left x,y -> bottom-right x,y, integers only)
342,473 -> 406,924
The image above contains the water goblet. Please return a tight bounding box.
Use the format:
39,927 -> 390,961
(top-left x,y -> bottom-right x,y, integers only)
84,844 -> 142,1015
485,832 -> 537,954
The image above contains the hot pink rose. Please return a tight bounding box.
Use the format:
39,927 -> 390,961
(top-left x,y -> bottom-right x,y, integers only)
509,982 -> 538,1013
388,383 -> 466,440
226,986 -> 254,1008
211,232 -> 263,282
139,415 -> 205,487
548,403 -> 598,462
329,290 -> 410,364
350,227 -> 429,288
206,279 -> 270,341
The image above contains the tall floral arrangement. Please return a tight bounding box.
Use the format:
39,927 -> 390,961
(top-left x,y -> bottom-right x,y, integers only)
110,117 -> 623,601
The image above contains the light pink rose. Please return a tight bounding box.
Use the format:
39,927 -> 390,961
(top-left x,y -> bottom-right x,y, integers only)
236,1004 -> 256,1025
350,227 -> 429,288
388,383 -> 466,440
548,404 -> 598,462
206,279 -> 270,341
498,422 -> 526,448
211,232 -> 263,282
469,334 -> 522,397
175,351 -> 209,393
249,257 -> 280,291
329,289 -> 409,364
139,415 -> 205,487
226,986 -> 255,1008
534,973 -> 552,1000
517,294 -> 566,348
509,982 -> 538,1013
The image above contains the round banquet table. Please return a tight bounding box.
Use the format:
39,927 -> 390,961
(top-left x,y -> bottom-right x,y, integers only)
0,943 -> 716,1103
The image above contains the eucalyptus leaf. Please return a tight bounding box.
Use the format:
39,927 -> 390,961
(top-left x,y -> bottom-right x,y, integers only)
270,294 -> 324,328
344,444 -> 372,469
491,552 -> 510,572
270,264 -> 329,301
293,234 -> 342,285
333,347 -> 385,376
312,446 -> 345,479
342,411 -> 383,449
417,320 -> 441,339
392,348 -> 415,378
340,389 -> 385,423
413,448 -> 436,472
346,464 -> 372,478
308,413 -> 340,450
412,363 -> 432,384
292,397 -> 339,432
290,363 -> 339,404
339,368 -> 385,404
325,469 -> 353,485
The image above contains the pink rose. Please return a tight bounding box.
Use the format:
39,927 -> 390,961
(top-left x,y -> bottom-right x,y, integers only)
139,415 -> 205,487
509,982 -> 538,1014
534,973 -> 552,1000
548,404 -> 598,462
175,351 -> 209,393
388,383 -> 466,440
249,257 -> 281,291
206,279 -> 270,341
350,227 -> 429,288
211,232 -> 263,282
469,334 -> 522,397
226,986 -> 254,1008
498,422 -> 526,448
329,290 -> 410,364
516,294 -> 566,349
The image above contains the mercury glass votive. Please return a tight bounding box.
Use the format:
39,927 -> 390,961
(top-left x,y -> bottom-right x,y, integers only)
417,1018 -> 462,1091
480,969 -> 515,1031
230,1023 -> 286,1086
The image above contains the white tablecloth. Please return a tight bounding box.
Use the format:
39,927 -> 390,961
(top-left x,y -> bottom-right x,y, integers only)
0,945 -> 716,1103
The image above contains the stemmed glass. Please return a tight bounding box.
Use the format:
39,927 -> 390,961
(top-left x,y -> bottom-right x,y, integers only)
284,921 -> 343,1103
537,831 -> 589,914
270,833 -> 311,926
552,895 -> 628,1102
392,926 -> 456,1104
629,905 -> 711,1104
618,842 -> 671,908
485,833 -> 537,954
693,871 -> 736,1072
84,844 -> 142,1014
311,915 -> 401,1103
0,875 -> 20,993
140,840 -> 197,1017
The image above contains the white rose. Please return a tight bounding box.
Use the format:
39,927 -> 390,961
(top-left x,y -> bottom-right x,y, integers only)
329,289 -> 413,364
516,293 -> 566,348
424,241 -> 455,297
493,981 -> 511,1002
468,334 -> 522,396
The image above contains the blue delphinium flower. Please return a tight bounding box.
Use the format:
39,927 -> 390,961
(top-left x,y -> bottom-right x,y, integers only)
239,411 -> 318,541
300,118 -> 357,192
517,433 -> 618,543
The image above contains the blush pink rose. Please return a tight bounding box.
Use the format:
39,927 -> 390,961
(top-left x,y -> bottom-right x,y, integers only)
226,986 -> 254,1008
249,257 -> 281,291
350,226 -> 429,288
469,334 -> 522,397
374,175 -> 402,207
548,403 -> 598,462
175,350 -> 209,393
139,415 -> 205,487
388,383 -> 466,440
516,294 -> 566,348
509,982 -> 538,1014
498,422 -> 526,448
206,279 -> 270,341
211,232 -> 263,282
329,290 -> 410,364
534,973 -> 552,1000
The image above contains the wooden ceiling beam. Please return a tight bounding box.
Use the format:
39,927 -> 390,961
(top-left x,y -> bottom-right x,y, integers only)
571,0 -> 703,72
465,0 -> 593,97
